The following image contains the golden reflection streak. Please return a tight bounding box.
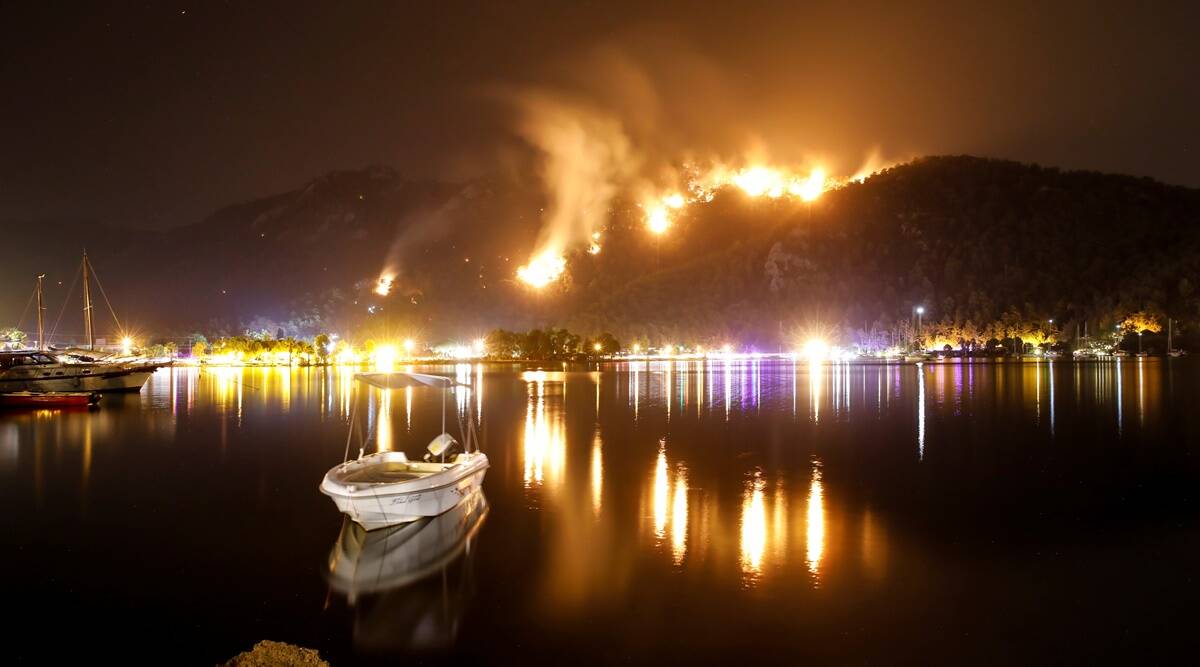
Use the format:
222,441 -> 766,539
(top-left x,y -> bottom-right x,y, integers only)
455,363 -> 471,416
809,359 -> 822,423
338,367 -> 354,418
523,378 -> 565,490
280,367 -> 290,413
1137,359 -> 1145,429
632,366 -> 640,421
666,363 -> 672,422
806,462 -> 825,583
723,358 -> 732,421
1035,360 -> 1042,425
653,441 -> 669,538
475,363 -> 484,424
1049,360 -> 1056,436
740,472 -> 767,579
681,360 -> 690,414
590,430 -> 603,516
376,390 -> 393,452
405,385 -> 413,432
1116,359 -> 1123,436
917,364 -> 926,459
671,464 -> 688,564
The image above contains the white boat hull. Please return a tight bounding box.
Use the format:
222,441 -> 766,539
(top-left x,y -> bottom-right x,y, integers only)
0,367 -> 154,393
321,452 -> 489,531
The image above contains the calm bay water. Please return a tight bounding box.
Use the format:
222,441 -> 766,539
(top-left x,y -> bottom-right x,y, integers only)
4,360 -> 1200,664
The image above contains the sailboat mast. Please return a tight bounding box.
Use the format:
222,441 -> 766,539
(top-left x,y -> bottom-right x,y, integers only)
36,274 -> 46,351
81,252 -> 94,350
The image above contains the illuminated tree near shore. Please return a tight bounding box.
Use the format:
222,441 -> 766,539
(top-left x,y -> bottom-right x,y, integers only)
1120,311 -> 1162,334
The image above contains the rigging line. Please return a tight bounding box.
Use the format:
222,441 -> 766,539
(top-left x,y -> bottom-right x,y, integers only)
87,260 -> 124,333
47,263 -> 82,346
14,282 -> 37,332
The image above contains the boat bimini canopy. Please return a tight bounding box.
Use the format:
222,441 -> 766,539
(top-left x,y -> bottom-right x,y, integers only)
345,371 -> 479,463
355,371 -> 469,390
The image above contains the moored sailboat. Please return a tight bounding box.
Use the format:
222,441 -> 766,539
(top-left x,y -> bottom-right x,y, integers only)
2,255 -> 163,393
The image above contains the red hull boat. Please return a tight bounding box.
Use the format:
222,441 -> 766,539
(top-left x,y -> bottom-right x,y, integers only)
0,391 -> 101,408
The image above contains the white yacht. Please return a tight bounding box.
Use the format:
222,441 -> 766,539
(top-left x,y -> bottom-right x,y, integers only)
0,350 -> 156,393
320,371 -> 488,531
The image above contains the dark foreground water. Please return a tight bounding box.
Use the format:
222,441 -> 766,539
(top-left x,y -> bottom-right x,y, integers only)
4,359 -> 1200,664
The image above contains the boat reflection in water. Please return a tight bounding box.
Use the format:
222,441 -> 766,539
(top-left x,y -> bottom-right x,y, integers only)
325,489 -> 489,654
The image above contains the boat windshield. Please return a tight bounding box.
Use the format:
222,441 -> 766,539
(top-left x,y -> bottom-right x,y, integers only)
1,354 -> 54,367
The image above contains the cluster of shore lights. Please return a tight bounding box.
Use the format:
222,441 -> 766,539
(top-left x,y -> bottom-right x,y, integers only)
619,339 -> 853,362
516,161 -> 876,289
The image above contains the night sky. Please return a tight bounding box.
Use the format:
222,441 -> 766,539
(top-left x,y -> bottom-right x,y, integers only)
2,0 -> 1198,230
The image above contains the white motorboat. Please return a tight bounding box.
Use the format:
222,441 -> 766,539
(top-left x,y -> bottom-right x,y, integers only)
320,371 -> 488,531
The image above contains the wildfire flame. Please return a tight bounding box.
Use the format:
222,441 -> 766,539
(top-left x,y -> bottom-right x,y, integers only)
518,154 -> 894,287
640,163 -> 845,234
647,205 -> 671,234
375,274 -> 395,296
517,252 -> 567,289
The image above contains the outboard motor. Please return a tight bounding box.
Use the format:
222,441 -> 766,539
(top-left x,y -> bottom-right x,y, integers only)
424,433 -> 461,462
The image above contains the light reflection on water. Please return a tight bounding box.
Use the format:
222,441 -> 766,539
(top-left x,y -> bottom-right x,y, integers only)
522,375 -> 565,494
806,461 -> 825,583
2,359 -> 1197,663
740,471 -> 767,580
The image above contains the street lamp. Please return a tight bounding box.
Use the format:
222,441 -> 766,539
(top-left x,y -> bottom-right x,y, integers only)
1138,331 -> 1143,355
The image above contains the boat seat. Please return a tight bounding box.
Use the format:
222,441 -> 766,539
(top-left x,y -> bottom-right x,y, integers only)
342,462 -> 429,484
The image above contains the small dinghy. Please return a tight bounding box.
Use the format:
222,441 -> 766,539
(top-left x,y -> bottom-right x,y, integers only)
0,391 -> 100,408
321,371 -> 488,531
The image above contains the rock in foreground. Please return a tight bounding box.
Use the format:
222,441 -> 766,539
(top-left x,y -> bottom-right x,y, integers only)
222,640 -> 329,666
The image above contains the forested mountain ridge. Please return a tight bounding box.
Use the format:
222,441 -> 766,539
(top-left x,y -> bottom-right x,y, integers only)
570,156 -> 1200,348
3,156 -> 1196,349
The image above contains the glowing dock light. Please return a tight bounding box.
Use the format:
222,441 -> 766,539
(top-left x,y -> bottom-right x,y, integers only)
632,343 -> 641,354
403,339 -> 415,355
801,338 -> 829,362
662,344 -> 674,357
473,338 -> 486,356
375,344 -> 397,370
121,337 -> 134,355
593,342 -> 602,352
